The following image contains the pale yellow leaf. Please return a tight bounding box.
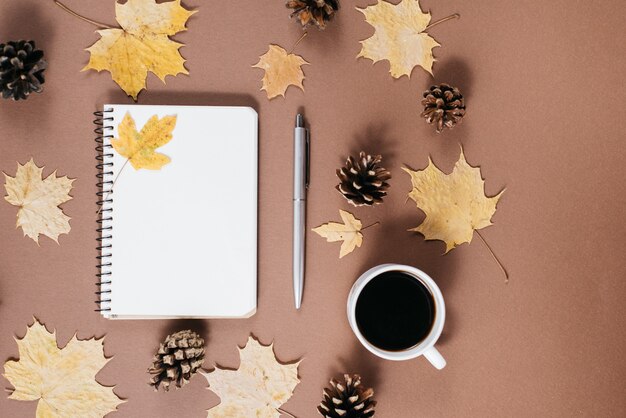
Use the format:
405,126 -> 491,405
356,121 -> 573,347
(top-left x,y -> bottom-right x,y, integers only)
357,0 -> 440,77
312,210 -> 364,258
2,319 -> 124,418
252,45 -> 308,99
3,159 -> 74,244
111,112 -> 177,170
83,0 -> 196,100
203,336 -> 300,418
403,149 -> 504,253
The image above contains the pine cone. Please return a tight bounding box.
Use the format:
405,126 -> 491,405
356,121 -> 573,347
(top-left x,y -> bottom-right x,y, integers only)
318,374 -> 376,418
287,0 -> 339,29
0,40 -> 46,101
421,83 -> 466,133
148,330 -> 205,391
336,152 -> 391,207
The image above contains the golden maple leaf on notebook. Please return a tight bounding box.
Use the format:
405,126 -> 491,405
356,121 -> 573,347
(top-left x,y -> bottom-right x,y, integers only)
111,112 -> 178,170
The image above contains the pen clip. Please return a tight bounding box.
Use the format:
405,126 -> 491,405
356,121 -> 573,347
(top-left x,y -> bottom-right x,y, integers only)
305,130 -> 310,188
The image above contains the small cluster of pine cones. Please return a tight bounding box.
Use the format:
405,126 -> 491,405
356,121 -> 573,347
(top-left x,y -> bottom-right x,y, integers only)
336,84 -> 465,206
146,334 -> 377,418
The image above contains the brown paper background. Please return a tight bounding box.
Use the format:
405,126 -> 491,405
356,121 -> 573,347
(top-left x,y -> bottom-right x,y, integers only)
1,0 -> 625,416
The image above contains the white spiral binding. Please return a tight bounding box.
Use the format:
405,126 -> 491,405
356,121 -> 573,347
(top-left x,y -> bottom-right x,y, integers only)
95,109 -> 114,314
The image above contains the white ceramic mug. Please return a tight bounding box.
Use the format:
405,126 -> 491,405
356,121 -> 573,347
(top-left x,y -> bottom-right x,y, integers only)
347,264 -> 447,369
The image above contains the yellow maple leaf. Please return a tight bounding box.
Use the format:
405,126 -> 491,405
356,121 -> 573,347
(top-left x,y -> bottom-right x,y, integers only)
403,149 -> 504,253
111,112 -> 177,170
83,0 -> 196,100
203,336 -> 300,417
3,319 -> 124,418
3,159 -> 74,244
312,210 -> 364,258
253,45 -> 308,99
357,0 -> 441,77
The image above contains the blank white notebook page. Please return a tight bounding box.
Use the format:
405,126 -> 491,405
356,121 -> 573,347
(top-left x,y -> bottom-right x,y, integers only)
102,105 -> 257,318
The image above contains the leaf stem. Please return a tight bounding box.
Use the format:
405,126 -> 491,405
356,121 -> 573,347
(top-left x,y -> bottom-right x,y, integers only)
54,0 -> 114,29
277,408 -> 297,418
425,13 -> 460,31
289,31 -> 308,53
475,230 -> 509,283
96,158 -> 129,215
109,158 -> 130,192
361,221 -> 380,231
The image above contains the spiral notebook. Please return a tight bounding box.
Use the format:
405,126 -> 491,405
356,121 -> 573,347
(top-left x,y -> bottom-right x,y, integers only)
95,105 -> 258,319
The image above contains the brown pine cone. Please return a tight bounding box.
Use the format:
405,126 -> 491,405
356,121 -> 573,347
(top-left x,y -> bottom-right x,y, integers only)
421,83 -> 466,133
0,40 -> 46,101
337,152 -> 391,207
318,374 -> 376,418
287,0 -> 339,29
147,330 -> 205,391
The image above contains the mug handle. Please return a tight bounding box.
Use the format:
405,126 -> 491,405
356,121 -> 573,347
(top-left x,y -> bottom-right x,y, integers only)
423,346 -> 446,370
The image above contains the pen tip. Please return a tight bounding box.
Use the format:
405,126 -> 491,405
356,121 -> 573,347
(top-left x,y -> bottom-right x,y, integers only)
296,114 -> 304,128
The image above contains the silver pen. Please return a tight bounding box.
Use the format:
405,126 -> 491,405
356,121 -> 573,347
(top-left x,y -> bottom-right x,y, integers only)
293,113 -> 309,309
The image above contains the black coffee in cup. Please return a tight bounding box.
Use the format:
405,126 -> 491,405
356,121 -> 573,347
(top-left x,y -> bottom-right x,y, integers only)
355,270 -> 435,351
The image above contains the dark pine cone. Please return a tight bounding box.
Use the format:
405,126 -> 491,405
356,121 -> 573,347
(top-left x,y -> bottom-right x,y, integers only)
0,40 -> 46,101
337,152 -> 391,207
318,374 -> 376,418
148,330 -> 205,391
287,0 -> 339,29
421,83 -> 466,133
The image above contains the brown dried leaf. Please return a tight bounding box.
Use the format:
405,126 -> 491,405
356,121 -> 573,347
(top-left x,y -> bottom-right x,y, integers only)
3,159 -> 74,244
3,319 -> 124,418
312,210 -> 364,258
253,45 -> 308,99
403,149 -> 504,252
357,0 -> 440,77
203,336 -> 300,417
